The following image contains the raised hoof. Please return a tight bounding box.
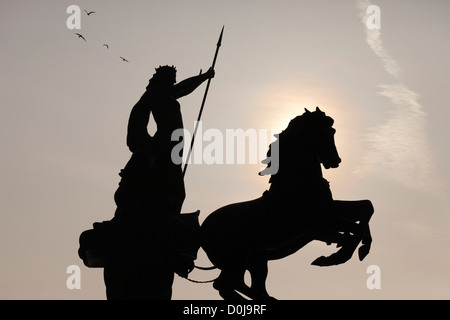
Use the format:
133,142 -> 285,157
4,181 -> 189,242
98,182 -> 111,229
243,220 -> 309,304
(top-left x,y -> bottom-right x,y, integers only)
311,248 -> 354,267
358,244 -> 371,261
311,256 -> 330,267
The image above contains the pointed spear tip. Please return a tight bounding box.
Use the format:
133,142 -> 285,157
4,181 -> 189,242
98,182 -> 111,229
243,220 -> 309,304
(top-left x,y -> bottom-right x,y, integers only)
217,25 -> 224,46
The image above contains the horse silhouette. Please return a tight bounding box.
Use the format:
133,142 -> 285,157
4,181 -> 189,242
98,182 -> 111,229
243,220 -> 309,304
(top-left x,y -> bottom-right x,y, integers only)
197,107 -> 374,300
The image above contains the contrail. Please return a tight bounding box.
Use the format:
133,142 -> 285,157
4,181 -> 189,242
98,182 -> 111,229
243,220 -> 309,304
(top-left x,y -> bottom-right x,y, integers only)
355,0 -> 446,200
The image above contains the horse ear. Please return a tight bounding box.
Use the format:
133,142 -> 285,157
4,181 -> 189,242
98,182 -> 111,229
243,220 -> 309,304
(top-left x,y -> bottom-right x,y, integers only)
316,106 -> 321,112
304,108 -> 311,114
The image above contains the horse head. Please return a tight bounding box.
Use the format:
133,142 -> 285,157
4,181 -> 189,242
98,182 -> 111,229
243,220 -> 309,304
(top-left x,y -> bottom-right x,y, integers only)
301,107 -> 341,169
259,107 -> 341,178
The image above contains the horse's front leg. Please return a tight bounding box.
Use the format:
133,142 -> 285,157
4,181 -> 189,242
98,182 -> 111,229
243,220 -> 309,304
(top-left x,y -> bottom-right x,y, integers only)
346,200 -> 373,260
358,219 -> 372,261
333,200 -> 373,258
312,200 -> 374,266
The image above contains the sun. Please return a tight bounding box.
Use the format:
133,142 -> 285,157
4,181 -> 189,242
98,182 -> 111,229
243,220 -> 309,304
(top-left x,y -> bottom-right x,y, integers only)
245,75 -> 370,194
248,74 -> 369,138
254,83 -> 343,133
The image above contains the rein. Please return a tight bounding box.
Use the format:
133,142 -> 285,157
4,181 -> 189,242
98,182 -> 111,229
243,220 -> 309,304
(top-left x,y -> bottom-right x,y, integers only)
182,264 -> 218,284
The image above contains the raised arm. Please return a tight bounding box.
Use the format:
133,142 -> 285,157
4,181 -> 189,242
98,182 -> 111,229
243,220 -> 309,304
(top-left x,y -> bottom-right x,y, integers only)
126,91 -> 153,152
171,68 -> 214,99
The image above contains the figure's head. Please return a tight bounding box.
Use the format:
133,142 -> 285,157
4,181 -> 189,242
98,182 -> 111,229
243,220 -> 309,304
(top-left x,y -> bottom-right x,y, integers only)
150,65 -> 177,86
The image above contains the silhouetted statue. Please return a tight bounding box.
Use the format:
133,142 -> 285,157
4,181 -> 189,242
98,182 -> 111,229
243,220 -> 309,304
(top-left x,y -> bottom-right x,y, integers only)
198,107 -> 374,300
118,65 -> 214,221
79,65 -> 214,300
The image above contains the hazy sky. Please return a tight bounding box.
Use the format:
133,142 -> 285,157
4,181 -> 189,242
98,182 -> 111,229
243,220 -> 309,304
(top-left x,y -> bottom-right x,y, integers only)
1,0 -> 450,299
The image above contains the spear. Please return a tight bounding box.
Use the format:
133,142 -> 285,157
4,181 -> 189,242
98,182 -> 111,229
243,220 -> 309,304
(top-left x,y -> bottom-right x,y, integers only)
182,26 -> 224,178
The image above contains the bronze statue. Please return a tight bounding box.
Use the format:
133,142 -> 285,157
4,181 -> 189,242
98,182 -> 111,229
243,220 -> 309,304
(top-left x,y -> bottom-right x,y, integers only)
78,28 -> 374,299
79,65 -> 213,300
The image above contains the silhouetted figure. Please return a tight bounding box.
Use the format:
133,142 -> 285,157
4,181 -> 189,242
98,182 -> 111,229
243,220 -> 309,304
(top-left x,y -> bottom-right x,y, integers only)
102,65 -> 214,300
200,108 -> 374,300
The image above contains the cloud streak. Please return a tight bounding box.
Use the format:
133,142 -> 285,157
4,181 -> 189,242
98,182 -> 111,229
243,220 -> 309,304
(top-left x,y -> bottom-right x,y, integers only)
357,1 -> 401,79
355,0 -> 446,200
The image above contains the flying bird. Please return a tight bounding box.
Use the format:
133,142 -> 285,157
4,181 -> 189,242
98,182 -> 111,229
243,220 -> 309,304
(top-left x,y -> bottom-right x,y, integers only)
75,33 -> 86,41
103,44 -> 109,49
84,10 -> 95,15
120,56 -> 129,62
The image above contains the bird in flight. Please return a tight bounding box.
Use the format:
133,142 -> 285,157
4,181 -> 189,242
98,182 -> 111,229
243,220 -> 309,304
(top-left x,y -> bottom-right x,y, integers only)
103,44 -> 109,49
75,33 -> 86,41
84,10 -> 95,15
120,56 -> 129,62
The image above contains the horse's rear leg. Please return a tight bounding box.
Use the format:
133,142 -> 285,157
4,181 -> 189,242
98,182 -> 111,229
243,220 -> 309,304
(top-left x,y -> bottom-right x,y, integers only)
213,268 -> 248,300
249,256 -> 268,296
247,255 -> 276,300
220,258 -> 276,300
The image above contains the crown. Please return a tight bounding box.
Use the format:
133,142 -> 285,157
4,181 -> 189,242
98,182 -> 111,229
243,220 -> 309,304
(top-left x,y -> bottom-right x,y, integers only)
155,65 -> 177,73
